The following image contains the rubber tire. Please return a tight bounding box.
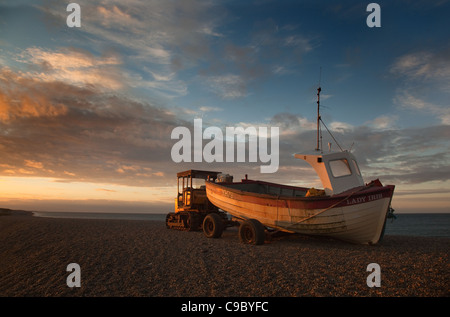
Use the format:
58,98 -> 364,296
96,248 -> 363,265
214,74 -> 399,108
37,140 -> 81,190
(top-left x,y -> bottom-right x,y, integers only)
165,212 -> 176,229
186,212 -> 200,231
203,213 -> 224,238
239,219 -> 265,245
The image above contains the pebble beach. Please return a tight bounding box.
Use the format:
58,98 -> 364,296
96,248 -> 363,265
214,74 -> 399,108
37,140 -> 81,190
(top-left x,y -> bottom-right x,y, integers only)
0,210 -> 448,297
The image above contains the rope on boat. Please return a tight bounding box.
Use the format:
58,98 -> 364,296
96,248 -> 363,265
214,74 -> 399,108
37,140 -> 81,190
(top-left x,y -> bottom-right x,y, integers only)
284,186 -> 367,229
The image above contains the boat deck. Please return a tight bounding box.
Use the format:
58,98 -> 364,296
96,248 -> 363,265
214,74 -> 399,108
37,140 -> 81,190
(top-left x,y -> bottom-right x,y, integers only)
217,180 -> 309,198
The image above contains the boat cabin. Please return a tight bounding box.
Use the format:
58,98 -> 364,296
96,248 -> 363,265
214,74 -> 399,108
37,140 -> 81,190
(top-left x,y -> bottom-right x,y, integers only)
294,151 -> 364,195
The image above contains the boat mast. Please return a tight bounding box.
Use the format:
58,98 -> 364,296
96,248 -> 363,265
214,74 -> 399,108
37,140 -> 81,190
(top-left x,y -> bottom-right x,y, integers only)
316,85 -> 321,152
313,68 -> 344,153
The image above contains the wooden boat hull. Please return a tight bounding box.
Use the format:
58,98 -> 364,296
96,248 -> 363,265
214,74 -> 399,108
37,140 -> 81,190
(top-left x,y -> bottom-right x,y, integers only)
205,180 -> 395,244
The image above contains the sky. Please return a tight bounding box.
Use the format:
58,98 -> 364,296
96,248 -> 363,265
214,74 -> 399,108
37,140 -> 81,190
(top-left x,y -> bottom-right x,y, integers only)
0,0 -> 449,214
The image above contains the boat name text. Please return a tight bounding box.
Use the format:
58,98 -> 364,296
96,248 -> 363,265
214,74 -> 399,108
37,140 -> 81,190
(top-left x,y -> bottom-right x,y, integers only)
346,193 -> 383,205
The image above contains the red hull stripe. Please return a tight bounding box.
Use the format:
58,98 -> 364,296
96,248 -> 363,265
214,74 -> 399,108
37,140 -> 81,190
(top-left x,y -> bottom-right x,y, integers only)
206,181 -> 395,210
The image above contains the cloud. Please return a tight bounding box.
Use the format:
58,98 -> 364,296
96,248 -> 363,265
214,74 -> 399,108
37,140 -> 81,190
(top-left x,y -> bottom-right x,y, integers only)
23,46 -> 120,69
394,89 -> 450,125
1,57 -> 449,193
260,111 -> 450,188
269,113 -> 316,134
365,115 -> 398,130
329,121 -> 354,133
340,125 -> 450,185
18,47 -> 123,90
390,49 -> 450,125
199,106 -> 223,112
390,50 -> 450,84
0,68 -> 69,122
18,169 -> 35,175
35,0 -> 225,99
198,17 -> 315,99
207,74 -> 248,99
97,5 -> 133,25
24,160 -> 44,169
96,188 -> 117,193
42,0 -> 218,60
0,66 -> 185,186
2,1 -> 447,196
35,1 -> 315,101
3,57 -> 447,191
207,111 -> 443,188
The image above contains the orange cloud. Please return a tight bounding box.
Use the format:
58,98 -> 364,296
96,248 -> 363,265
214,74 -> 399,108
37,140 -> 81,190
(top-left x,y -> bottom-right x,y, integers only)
97,5 -> 132,24
24,160 -> 44,169
23,47 -> 121,70
18,168 -> 34,175
0,65 -> 180,187
96,188 -> 117,193
0,91 -> 68,123
0,68 -> 68,122
19,47 -> 123,90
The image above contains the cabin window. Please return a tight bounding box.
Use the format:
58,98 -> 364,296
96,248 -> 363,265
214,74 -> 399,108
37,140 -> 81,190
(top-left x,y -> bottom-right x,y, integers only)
329,159 -> 352,177
352,159 -> 361,176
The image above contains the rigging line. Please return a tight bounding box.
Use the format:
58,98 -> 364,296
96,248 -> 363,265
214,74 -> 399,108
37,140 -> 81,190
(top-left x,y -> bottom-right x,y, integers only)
285,186 -> 367,228
319,119 -> 323,153
320,117 -> 344,152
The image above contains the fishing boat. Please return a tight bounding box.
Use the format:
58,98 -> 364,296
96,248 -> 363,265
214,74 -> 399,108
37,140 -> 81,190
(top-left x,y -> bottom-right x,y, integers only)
205,87 -> 395,245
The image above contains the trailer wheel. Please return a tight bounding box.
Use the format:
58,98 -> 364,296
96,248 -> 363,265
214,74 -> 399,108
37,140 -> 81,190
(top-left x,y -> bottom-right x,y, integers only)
203,213 -> 224,238
239,219 -> 265,245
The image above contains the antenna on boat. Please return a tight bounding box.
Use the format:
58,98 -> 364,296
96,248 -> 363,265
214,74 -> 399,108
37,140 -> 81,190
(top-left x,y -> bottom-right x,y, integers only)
316,67 -> 322,152
314,67 -> 345,153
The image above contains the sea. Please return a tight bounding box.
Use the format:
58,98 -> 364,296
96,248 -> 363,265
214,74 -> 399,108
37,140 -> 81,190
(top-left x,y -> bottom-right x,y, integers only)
32,212 -> 450,238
